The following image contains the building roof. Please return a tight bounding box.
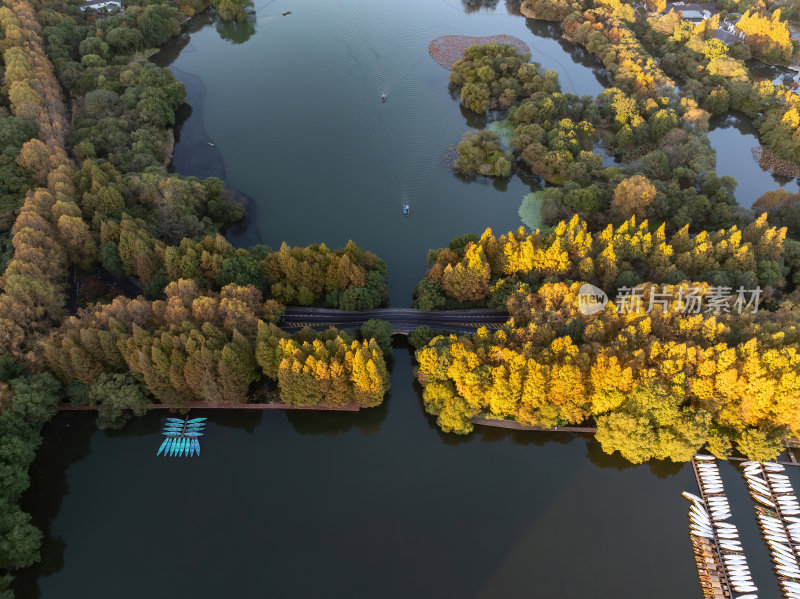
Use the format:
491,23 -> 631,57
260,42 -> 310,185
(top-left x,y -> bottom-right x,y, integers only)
714,28 -> 739,45
682,10 -> 707,20
666,2 -> 715,13
79,0 -> 121,8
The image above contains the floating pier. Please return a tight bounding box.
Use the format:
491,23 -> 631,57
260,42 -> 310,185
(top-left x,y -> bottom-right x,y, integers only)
683,455 -> 759,598
741,461 -> 800,598
156,417 -> 206,458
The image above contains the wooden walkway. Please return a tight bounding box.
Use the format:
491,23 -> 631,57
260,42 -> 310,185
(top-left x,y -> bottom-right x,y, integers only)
690,457 -> 734,599
57,400 -> 360,412
470,417 -> 597,433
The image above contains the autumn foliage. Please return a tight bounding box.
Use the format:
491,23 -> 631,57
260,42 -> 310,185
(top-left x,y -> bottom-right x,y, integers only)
0,0 -> 93,361
416,281 -> 800,462
415,214 -> 787,310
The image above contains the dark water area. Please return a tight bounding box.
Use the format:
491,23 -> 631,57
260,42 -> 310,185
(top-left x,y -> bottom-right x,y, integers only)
708,113 -> 800,207
18,1 -> 800,597
748,59 -> 799,87
155,0 -> 613,302
21,344 -> 708,599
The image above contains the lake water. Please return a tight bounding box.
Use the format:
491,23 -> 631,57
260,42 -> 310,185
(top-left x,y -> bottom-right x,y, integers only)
18,1 -> 800,597
23,343 -> 799,599
708,113 -> 799,208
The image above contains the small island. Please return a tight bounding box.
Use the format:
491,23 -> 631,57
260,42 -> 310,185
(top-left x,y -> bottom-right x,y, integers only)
428,34 -> 530,69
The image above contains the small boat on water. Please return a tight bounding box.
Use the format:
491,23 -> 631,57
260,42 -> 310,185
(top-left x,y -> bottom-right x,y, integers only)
402,203 -> 410,216
187,417 -> 207,423
208,141 -> 216,147
157,438 -> 169,456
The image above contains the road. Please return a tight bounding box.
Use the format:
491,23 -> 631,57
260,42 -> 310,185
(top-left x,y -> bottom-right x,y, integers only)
281,307 -> 509,334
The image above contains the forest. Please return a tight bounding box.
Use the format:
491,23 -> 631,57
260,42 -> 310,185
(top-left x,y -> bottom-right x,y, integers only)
447,44 -> 741,233
418,26 -> 800,463
519,0 -> 800,164
414,278 -> 800,462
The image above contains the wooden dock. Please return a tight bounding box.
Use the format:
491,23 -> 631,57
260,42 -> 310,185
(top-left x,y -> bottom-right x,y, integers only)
741,462 -> 800,597
689,457 -> 734,599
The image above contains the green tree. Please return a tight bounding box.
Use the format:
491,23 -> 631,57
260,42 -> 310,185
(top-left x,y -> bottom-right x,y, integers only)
88,373 -> 151,430
212,0 -> 254,22
361,319 -> 394,358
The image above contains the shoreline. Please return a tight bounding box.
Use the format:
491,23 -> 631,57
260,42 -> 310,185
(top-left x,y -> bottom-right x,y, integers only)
428,34 -> 531,70
151,19 -> 264,249
57,400 -> 360,412
470,416 -> 596,433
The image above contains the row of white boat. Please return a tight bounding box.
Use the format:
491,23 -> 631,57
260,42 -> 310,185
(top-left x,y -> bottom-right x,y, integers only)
690,455 -> 759,597
741,461 -> 800,599
743,461 -> 800,514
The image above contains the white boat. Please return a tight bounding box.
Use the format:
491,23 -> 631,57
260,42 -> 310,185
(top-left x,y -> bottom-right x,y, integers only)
767,536 -> 791,545
691,530 -> 713,539
682,491 -> 703,503
720,542 -> 743,550
695,455 -> 715,461
784,581 -> 800,590
752,495 -> 776,507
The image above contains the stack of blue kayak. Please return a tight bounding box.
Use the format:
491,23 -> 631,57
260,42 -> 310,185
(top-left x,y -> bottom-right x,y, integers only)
156,417 -> 206,457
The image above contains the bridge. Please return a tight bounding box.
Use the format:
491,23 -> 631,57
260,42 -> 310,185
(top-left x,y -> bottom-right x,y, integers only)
281,307 -> 509,335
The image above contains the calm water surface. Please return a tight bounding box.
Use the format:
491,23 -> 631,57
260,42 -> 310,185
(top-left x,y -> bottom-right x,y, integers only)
19,1 -> 800,597
708,114 -> 799,208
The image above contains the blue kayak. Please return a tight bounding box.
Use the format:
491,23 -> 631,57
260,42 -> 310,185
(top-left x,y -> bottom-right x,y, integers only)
193,438 -> 201,457
157,438 -> 169,456
187,417 -> 207,423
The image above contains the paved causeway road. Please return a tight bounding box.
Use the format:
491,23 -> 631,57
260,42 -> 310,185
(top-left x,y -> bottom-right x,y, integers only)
281,307 -> 509,334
